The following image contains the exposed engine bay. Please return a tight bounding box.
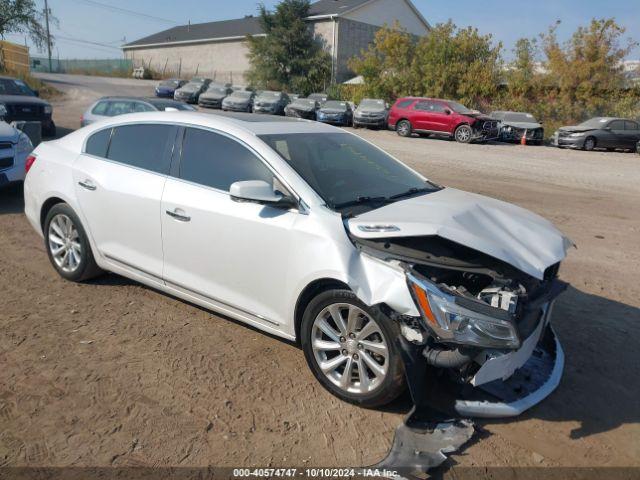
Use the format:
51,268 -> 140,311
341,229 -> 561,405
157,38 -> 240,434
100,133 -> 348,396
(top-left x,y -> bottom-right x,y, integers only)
352,234 -> 566,386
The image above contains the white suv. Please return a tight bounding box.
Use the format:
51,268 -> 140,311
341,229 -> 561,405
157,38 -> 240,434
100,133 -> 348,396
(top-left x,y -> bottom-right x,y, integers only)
0,121 -> 34,188
24,111 -> 571,414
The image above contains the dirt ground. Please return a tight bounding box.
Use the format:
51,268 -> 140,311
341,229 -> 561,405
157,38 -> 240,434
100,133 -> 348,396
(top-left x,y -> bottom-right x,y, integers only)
1,74 -> 639,472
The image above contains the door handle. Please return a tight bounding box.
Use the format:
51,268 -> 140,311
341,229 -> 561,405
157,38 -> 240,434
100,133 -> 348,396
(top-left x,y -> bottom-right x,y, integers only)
166,208 -> 191,222
78,179 -> 96,191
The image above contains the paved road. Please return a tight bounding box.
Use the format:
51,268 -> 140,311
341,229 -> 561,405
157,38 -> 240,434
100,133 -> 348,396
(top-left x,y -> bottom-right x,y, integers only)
1,73 -> 638,469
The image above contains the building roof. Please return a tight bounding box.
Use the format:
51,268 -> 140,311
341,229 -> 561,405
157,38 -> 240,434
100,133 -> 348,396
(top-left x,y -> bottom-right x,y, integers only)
123,0 -> 373,49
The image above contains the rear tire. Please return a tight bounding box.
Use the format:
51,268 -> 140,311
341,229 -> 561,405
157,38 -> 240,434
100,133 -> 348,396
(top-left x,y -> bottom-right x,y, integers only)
44,203 -> 103,282
301,289 -> 405,408
396,120 -> 412,138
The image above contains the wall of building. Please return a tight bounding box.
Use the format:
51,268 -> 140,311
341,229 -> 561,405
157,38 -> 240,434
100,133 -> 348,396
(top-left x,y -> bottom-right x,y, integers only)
123,39 -> 252,83
335,18 -> 380,83
343,0 -> 429,36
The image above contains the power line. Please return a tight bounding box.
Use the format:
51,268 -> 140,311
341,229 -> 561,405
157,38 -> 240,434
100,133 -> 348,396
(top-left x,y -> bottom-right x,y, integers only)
56,35 -> 122,50
67,0 -> 179,25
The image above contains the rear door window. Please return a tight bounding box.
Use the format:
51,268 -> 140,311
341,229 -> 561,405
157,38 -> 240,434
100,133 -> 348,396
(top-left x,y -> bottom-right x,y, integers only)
106,101 -> 135,116
179,127 -> 273,191
624,121 -> 639,131
107,124 -> 174,174
133,102 -> 155,112
609,120 -> 625,130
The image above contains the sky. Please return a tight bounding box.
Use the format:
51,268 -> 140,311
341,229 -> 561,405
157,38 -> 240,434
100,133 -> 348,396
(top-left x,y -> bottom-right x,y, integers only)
5,0 -> 640,61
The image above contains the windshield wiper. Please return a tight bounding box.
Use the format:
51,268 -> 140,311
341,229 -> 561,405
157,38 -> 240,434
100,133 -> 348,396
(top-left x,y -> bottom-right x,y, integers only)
333,196 -> 389,209
388,187 -> 435,201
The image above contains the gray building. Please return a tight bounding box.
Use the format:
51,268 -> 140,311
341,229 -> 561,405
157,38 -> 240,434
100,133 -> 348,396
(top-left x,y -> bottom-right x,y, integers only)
122,0 -> 430,84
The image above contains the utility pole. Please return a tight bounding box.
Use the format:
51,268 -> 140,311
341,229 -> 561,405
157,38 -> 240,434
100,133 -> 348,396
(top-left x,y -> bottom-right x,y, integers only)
44,0 -> 52,72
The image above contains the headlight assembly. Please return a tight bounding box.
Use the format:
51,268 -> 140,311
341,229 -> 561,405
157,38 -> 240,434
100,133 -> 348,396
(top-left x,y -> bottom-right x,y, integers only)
407,273 -> 521,350
0,103 -> 7,118
17,132 -> 33,155
569,132 -> 586,138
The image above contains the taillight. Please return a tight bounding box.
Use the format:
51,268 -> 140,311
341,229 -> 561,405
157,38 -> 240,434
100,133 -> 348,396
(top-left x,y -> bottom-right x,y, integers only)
25,155 -> 36,174
80,114 -> 84,124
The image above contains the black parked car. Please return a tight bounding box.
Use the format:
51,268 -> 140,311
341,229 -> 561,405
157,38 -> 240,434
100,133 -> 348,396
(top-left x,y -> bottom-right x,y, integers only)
0,76 -> 56,137
252,91 -> 290,115
491,110 -> 544,145
552,117 -> 640,151
316,100 -> 353,126
353,98 -> 389,129
198,84 -> 233,109
174,77 -> 212,103
284,98 -> 320,120
221,90 -> 256,112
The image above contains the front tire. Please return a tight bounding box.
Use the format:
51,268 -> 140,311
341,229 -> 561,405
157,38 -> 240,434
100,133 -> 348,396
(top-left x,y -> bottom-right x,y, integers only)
454,124 -> 473,143
583,136 -> 596,151
44,203 -> 103,282
301,289 -> 405,408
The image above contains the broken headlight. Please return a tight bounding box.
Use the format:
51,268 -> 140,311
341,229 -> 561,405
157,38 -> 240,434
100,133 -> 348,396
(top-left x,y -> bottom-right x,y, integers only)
407,273 -> 521,350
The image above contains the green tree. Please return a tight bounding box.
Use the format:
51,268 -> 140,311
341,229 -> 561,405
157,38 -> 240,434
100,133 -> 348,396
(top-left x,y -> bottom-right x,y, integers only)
246,0 -> 331,94
0,0 -> 52,51
541,18 -> 638,116
507,38 -> 539,99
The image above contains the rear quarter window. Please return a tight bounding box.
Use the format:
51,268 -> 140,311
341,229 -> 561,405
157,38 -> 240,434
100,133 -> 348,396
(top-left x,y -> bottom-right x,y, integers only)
395,99 -> 414,109
85,128 -> 111,157
91,101 -> 109,115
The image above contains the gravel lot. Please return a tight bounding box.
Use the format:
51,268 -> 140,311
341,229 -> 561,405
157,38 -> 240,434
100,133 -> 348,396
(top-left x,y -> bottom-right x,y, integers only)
1,73 -> 639,471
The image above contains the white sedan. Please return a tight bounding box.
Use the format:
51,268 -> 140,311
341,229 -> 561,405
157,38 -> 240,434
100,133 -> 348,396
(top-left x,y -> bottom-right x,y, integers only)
0,121 -> 34,188
24,111 -> 572,415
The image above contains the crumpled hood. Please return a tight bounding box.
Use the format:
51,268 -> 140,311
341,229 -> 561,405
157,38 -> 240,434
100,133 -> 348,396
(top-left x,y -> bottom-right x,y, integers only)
559,125 -> 595,133
502,121 -> 542,130
347,188 -> 573,280
0,121 -> 19,141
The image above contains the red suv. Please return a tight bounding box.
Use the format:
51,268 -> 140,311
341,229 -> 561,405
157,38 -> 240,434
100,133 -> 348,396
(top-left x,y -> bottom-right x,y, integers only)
388,97 -> 499,143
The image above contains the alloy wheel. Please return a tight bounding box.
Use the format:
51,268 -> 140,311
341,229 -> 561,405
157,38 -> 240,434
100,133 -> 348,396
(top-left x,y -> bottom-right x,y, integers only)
311,303 -> 389,394
48,213 -> 82,273
455,126 -> 472,143
397,121 -> 411,137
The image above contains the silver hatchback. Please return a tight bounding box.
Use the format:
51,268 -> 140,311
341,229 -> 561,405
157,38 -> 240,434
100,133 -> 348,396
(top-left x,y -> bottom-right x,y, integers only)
81,97 -> 196,127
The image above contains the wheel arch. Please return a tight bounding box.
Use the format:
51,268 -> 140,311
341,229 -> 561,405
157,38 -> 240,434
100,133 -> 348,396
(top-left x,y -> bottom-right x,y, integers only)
40,196 -> 67,231
294,278 -> 351,343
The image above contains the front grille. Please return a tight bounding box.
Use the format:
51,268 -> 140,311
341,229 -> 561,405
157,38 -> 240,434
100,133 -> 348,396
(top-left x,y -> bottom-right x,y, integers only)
7,104 -> 43,120
482,120 -> 498,130
0,157 -> 14,170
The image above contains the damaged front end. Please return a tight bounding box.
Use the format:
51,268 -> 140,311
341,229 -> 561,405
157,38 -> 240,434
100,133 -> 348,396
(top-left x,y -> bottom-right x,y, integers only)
470,117 -> 500,142
354,234 -> 567,419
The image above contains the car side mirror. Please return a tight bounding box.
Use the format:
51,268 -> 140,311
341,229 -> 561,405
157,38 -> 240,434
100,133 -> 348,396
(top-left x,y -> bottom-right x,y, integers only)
444,109 -> 451,115
230,180 -> 297,209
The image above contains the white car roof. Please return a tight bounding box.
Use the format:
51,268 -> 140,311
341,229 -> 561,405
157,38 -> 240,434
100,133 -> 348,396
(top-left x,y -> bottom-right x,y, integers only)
56,111 -> 340,151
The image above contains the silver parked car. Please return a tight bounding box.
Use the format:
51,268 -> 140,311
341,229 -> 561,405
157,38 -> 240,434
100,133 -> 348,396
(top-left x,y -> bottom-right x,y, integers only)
198,85 -> 233,109
81,97 -> 196,127
353,99 -> 389,129
174,77 -> 212,103
221,90 -> 256,112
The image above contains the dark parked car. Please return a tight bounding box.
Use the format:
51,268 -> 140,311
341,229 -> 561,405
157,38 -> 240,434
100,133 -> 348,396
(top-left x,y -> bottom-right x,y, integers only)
81,97 -> 196,127
492,111 -> 544,145
155,78 -> 186,98
198,85 -> 233,109
252,91 -> 290,115
221,90 -> 256,112
284,98 -> 320,120
0,75 -> 56,136
552,117 -> 640,151
388,97 -> 498,143
316,100 -> 353,126
353,98 -> 389,129
174,77 -> 212,103
308,93 -> 328,104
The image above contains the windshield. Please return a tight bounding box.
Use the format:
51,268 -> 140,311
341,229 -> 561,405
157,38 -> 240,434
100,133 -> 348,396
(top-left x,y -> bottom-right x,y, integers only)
230,91 -> 252,99
579,118 -> 610,128
447,101 -> 473,115
257,91 -> 281,100
322,101 -> 347,110
504,112 -> 537,123
259,133 -> 438,213
291,99 -> 316,108
0,78 -> 34,96
160,79 -> 180,87
207,87 -> 228,95
359,99 -> 385,110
